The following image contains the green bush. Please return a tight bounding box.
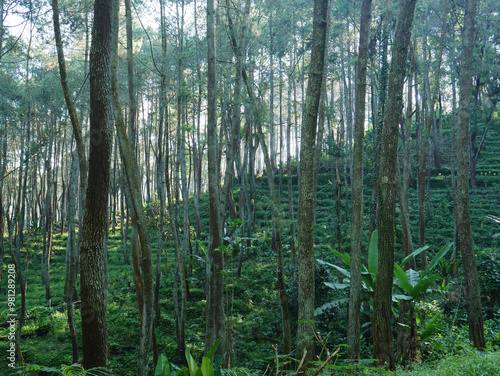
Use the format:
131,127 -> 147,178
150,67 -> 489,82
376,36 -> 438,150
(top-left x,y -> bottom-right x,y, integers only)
393,348 -> 500,376
477,248 -> 500,317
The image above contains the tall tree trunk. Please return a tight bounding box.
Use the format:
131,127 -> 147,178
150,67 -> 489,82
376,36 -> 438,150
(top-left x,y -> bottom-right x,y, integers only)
296,0 -> 329,365
42,121 -> 54,307
287,55 -> 296,269
367,21 -> 389,241
110,0 -> 155,372
80,0 -> 114,368
153,0 -> 168,366
372,0 -> 416,370
348,0 -> 372,362
0,129 -> 6,287
418,3 -> 448,268
456,0 -> 485,351
52,0 -> 88,308
51,0 -> 88,234
396,53 -> 418,363
175,0 -> 188,359
65,151 -> 79,363
205,0 -> 226,357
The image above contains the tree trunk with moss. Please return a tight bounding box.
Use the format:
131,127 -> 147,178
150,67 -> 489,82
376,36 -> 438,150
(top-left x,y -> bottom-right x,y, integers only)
80,0 -> 114,367
110,0 -> 155,373
297,0 -> 329,365
456,0 -> 485,351
205,0 -> 226,358
372,0 -> 417,370
348,0 -> 372,362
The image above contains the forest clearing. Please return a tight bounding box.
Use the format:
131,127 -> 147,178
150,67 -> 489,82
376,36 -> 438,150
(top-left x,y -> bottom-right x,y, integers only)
0,0 -> 499,374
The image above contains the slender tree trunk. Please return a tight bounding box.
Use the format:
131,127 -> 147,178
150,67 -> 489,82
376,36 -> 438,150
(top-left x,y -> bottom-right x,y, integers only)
372,0 -> 416,370
153,0 -> 168,365
0,129 -> 6,287
205,0 -> 226,357
51,0 -> 88,232
65,151 -> 79,363
348,0 -> 372,362
42,122 -> 54,306
367,22 -> 389,240
297,0 -> 329,365
287,71 -> 296,269
110,0 -> 155,372
456,0 -> 485,351
396,54 -> 418,363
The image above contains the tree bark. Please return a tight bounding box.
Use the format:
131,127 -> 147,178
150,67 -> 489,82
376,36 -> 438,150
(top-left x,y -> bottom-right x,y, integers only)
65,151 -> 79,363
348,0 -> 372,362
456,0 -> 485,351
205,0 -> 226,358
80,0 -> 114,368
51,0 -> 88,238
372,0 -> 416,370
297,0 -> 329,365
110,0 -> 155,372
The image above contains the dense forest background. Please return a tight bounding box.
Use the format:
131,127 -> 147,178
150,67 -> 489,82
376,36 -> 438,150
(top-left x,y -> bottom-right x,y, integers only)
0,0 -> 499,374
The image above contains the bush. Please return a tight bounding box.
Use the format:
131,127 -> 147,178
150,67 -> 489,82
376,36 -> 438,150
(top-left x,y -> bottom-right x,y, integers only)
477,248 -> 500,317
393,348 -> 500,376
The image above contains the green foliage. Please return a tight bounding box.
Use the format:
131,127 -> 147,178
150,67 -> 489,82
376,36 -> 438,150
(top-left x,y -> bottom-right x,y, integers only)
476,248 -> 500,317
393,243 -> 452,301
22,363 -> 111,376
393,348 -> 500,376
316,232 -> 451,315
155,341 -> 222,376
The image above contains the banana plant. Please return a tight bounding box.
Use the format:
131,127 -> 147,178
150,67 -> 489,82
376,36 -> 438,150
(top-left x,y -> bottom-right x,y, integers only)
185,340 -> 222,376
155,354 -> 173,376
393,242 -> 452,301
155,340 -> 222,376
316,230 -> 385,315
316,230 -> 452,314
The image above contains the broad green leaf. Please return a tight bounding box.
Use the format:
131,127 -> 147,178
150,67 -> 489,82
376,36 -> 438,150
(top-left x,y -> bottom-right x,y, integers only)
420,312 -> 442,340
201,356 -> 214,376
205,339 -> 220,360
393,294 -> 413,301
361,272 -> 374,291
425,311 -> 442,330
328,245 -> 351,266
186,348 -> 198,376
401,245 -> 430,266
324,281 -> 349,290
330,264 -> 351,279
407,268 -> 420,288
317,259 -> 337,269
423,242 -> 452,277
314,299 -> 349,316
196,240 -> 207,257
368,230 -> 378,276
213,355 -> 223,376
413,274 -> 439,297
394,264 -> 414,296
155,354 -> 171,376
318,259 -> 351,278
